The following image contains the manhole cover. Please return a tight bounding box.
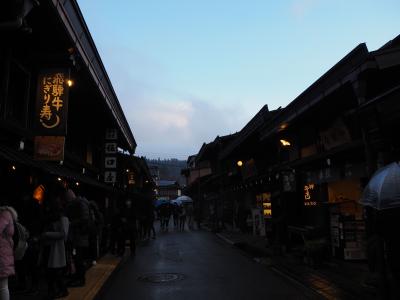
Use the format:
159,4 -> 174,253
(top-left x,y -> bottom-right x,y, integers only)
137,273 -> 184,283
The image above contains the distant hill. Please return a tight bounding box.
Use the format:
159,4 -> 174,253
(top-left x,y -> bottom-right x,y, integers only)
146,158 -> 187,186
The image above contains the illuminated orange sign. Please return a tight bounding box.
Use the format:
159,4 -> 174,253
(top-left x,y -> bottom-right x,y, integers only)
35,69 -> 69,135
304,183 -> 317,206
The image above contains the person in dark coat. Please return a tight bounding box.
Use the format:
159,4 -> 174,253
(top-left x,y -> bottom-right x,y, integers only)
109,208 -> 123,255
172,204 -> 179,229
64,190 -> 90,287
41,196 -> 69,299
119,199 -> 137,257
88,200 -> 104,263
146,203 -> 156,239
380,208 -> 400,299
14,192 -> 44,295
179,205 -> 187,231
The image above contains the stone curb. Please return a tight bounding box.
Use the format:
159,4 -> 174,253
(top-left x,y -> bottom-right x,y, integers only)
93,253 -> 130,300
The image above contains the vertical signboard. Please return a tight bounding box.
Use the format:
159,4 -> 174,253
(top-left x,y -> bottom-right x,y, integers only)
104,128 -> 117,184
34,69 -> 69,135
34,69 -> 69,161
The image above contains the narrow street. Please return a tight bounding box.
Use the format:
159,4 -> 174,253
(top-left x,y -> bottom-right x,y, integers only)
97,224 -> 317,300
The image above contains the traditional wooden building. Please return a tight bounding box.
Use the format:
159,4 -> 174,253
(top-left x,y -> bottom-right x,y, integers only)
258,34 -> 400,260
186,34 -> 400,262
0,0 -> 148,216
155,180 -> 181,201
182,134 -> 238,228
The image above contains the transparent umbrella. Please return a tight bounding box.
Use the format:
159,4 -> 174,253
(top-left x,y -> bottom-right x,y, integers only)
361,162 -> 400,210
171,199 -> 182,206
175,195 -> 193,204
155,199 -> 169,208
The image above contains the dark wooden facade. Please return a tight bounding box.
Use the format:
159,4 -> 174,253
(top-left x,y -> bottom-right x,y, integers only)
184,34 -> 400,259
0,1 -> 152,215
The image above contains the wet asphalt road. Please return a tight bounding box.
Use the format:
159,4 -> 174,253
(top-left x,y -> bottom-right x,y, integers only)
97,224 -> 316,300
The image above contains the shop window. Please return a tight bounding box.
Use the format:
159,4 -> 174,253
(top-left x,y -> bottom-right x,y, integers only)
6,61 -> 30,126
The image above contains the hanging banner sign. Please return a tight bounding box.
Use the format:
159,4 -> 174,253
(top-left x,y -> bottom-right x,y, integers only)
35,69 -> 69,136
105,128 -> 118,140
104,128 -> 118,184
105,142 -> 117,154
34,136 -> 65,161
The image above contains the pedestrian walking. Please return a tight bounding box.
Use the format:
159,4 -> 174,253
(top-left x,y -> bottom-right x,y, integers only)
172,203 -> 179,229
109,208 -> 123,255
179,205 -> 187,231
65,191 -> 91,287
0,205 -> 18,300
120,199 -> 137,257
88,200 -> 104,263
159,203 -> 171,232
145,202 -> 156,239
40,196 -> 69,299
186,204 -> 194,230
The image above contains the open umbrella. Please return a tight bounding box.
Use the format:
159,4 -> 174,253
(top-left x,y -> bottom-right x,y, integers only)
155,199 -> 169,208
175,195 -> 193,204
361,162 -> 400,210
171,199 -> 182,206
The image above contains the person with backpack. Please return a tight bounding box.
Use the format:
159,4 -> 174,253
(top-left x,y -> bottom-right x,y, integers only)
0,205 -> 18,300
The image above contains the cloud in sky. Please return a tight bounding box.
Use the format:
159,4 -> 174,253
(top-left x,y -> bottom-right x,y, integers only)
123,89 -> 248,160
100,45 -> 249,159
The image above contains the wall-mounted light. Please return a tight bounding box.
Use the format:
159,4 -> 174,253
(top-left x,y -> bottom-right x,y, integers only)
75,182 -> 80,186
237,160 -> 243,167
11,165 -> 16,171
57,177 -> 62,181
67,79 -> 73,87
280,139 -> 291,146
279,123 -> 289,131
126,169 -> 130,173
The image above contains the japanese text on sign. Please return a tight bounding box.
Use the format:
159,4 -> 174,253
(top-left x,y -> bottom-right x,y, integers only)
35,69 -> 69,136
105,143 -> 117,154
304,183 -> 317,206
40,74 -> 64,128
105,129 -> 118,140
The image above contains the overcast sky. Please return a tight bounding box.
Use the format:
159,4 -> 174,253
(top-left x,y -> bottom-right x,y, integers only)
78,0 -> 400,160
